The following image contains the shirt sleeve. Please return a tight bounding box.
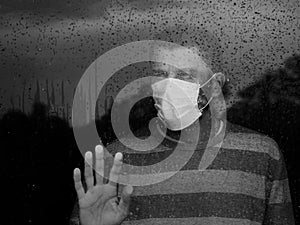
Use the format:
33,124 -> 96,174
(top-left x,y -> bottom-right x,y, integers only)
263,139 -> 295,225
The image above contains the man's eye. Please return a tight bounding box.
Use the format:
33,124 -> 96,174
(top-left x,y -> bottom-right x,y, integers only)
177,71 -> 194,81
177,70 -> 189,77
154,71 -> 168,77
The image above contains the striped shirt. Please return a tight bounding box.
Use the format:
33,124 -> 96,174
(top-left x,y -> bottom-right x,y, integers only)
70,121 -> 295,225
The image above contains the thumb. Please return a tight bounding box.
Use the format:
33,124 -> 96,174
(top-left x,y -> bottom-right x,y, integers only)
118,185 -> 133,215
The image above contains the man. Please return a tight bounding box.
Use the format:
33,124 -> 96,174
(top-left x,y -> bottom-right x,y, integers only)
70,33 -> 295,225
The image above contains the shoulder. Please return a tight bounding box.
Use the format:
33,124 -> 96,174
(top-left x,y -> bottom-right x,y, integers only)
223,121 -> 281,160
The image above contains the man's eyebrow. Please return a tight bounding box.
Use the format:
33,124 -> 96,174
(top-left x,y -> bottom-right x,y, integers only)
152,66 -> 198,75
176,68 -> 196,74
152,67 -> 164,71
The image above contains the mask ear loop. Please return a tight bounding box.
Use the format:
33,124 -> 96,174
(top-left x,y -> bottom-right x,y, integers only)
199,97 -> 213,113
197,73 -> 217,113
199,72 -> 217,89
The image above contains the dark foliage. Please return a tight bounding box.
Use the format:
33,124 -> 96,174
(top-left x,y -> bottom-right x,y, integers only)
0,103 -> 82,225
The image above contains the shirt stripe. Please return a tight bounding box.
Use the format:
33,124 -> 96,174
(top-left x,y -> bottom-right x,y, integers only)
264,203 -> 295,224
208,148 -> 287,180
128,169 -> 265,199
104,147 -> 285,179
269,179 -> 292,204
221,132 -> 280,160
112,129 -> 280,160
122,217 -> 262,225
126,192 -> 265,222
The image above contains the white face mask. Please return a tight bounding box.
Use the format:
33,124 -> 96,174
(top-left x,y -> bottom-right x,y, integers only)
151,75 -> 215,131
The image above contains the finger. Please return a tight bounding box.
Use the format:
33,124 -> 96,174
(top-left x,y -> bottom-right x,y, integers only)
73,168 -> 85,200
108,152 -> 123,188
84,151 -> 94,190
118,185 -> 133,215
95,145 -> 104,185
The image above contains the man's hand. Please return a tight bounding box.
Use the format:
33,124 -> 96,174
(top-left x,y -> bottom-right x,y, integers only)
73,145 -> 133,225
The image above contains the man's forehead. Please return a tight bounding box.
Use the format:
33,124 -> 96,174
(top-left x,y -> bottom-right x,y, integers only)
152,47 -> 207,72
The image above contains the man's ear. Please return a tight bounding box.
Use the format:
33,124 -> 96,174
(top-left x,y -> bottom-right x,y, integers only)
211,72 -> 225,97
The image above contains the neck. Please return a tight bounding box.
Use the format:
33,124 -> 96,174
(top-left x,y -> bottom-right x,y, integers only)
160,111 -> 222,146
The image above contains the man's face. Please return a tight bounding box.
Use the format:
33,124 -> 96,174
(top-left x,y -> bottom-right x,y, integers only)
151,47 -> 212,107
150,47 -> 226,101
150,46 -> 215,131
